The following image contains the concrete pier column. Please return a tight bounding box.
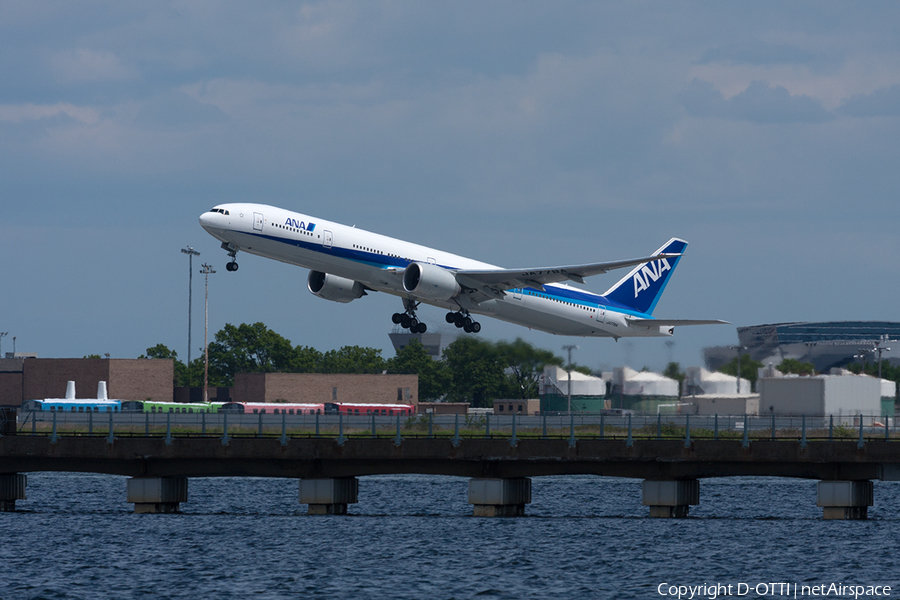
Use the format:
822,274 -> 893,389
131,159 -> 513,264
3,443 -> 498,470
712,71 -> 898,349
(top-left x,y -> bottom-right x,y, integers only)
299,478 -> 359,515
468,478 -> 532,517
642,480 -> 699,518
0,474 -> 27,512
126,477 -> 188,514
817,480 -> 873,520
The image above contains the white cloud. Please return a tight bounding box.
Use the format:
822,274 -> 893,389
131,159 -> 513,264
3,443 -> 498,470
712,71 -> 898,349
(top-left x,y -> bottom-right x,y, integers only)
49,48 -> 137,84
0,102 -> 100,124
679,79 -> 831,123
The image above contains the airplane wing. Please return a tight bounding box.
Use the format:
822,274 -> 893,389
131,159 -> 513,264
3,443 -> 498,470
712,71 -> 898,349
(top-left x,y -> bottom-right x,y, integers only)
452,254 -> 680,301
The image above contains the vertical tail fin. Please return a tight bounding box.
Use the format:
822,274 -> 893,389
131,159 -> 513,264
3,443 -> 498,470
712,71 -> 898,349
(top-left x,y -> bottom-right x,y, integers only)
603,238 -> 687,315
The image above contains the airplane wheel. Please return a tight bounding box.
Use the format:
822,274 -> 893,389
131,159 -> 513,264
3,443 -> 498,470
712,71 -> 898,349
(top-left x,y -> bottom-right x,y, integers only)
472,322 -> 481,333
400,314 -> 412,329
454,313 -> 465,325
392,313 -> 403,324
445,312 -> 455,324
463,322 -> 474,333
227,261 -> 239,271
414,322 -> 427,334
454,319 -> 464,328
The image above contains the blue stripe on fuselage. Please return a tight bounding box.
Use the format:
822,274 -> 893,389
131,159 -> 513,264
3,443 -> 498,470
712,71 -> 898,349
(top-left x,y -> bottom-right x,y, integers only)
516,286 -> 652,319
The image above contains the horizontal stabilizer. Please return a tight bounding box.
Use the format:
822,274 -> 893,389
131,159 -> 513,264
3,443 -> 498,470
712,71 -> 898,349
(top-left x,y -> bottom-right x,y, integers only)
629,319 -> 730,328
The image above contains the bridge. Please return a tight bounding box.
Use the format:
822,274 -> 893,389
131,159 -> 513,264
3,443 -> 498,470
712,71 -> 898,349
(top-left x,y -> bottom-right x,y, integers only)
2,409 -> 898,519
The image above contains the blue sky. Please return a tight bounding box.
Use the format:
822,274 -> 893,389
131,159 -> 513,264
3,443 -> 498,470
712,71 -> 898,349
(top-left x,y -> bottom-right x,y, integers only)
2,1 -> 899,372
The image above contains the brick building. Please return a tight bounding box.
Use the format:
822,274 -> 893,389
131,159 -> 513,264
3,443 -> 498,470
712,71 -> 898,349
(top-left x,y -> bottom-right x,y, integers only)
232,373 -> 418,406
0,358 -> 174,406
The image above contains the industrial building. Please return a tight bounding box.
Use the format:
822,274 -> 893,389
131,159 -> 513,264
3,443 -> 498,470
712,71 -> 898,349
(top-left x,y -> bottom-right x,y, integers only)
0,357 -> 419,409
232,372 -> 418,406
539,366 -> 609,412
493,399 -> 541,416
685,367 -> 750,396
757,371 -> 886,421
608,367 -> 679,413
680,367 -> 758,415
704,321 -> 900,372
0,357 -> 173,407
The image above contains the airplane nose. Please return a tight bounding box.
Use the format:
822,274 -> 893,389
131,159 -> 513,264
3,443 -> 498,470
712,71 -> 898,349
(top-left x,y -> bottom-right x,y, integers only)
199,211 -> 214,228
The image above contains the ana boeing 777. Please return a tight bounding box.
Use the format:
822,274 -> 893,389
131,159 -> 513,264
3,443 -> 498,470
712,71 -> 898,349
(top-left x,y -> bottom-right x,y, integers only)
199,204 -> 725,338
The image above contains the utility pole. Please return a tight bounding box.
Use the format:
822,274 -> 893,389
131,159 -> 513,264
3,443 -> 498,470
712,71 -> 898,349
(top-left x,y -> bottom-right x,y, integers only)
562,344 -> 578,415
731,345 -> 746,394
0,332 -> 7,358
181,246 -> 201,364
876,335 -> 891,381
200,263 -> 215,403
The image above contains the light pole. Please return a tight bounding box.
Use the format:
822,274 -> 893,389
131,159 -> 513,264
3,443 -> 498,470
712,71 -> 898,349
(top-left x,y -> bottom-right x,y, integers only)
0,332 -> 7,358
730,345 -> 746,394
200,263 -> 215,403
562,344 -> 578,415
875,336 -> 891,381
181,246 -> 201,364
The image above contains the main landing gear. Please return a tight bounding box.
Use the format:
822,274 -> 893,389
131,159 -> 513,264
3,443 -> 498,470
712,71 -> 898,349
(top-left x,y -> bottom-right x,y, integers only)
446,311 -> 481,333
393,300 -> 427,334
221,242 -> 239,271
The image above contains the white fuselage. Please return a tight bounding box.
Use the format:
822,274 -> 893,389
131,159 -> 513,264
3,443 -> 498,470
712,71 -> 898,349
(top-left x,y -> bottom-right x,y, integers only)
199,203 -> 672,339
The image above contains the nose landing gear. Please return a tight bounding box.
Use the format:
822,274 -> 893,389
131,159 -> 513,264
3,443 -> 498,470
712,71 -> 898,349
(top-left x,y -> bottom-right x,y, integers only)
221,242 -> 239,271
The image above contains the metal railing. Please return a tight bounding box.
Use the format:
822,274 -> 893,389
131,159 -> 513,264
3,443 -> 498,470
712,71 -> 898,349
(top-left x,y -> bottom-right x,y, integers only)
8,410 -> 898,446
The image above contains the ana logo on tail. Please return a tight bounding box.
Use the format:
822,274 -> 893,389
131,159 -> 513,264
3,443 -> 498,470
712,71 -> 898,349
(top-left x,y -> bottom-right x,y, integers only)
633,258 -> 671,297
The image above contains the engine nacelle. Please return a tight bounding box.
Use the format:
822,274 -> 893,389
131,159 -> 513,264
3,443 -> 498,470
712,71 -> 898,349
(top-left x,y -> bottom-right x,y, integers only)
402,262 -> 461,301
307,271 -> 366,303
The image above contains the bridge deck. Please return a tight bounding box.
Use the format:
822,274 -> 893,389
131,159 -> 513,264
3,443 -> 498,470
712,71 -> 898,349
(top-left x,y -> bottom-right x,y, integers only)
2,436 -> 898,481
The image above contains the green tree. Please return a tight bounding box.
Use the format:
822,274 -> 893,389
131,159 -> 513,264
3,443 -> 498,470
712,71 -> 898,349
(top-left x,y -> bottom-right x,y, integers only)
495,338 -> 562,399
441,337 -> 508,407
182,357 -> 207,388
290,345 -> 324,373
663,362 -> 685,396
718,354 -> 763,388
777,358 -> 816,376
207,322 -> 297,386
386,339 -> 450,401
320,345 -> 386,374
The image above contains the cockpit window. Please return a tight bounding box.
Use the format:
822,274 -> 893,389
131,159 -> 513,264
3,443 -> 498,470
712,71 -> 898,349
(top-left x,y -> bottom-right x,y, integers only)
209,208 -> 230,215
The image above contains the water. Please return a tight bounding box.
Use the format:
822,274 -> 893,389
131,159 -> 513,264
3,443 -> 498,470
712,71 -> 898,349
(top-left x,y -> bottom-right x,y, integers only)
2,474 -> 899,599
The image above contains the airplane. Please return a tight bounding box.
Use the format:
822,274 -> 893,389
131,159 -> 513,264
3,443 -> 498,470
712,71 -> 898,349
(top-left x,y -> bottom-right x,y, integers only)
199,204 -> 726,339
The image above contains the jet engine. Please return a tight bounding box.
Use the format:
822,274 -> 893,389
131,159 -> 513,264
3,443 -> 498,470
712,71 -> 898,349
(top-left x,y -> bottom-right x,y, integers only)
402,262 -> 461,301
307,271 -> 366,303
